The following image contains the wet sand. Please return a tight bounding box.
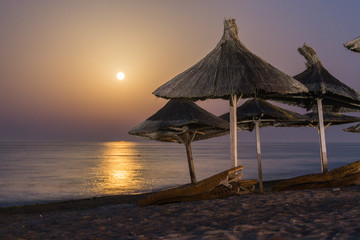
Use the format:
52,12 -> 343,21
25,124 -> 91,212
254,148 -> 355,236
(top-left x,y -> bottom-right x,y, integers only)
1,184 -> 360,239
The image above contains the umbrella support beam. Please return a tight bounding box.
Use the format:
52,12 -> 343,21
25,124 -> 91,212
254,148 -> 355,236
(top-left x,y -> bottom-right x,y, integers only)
230,94 -> 241,167
317,98 -> 328,173
255,121 -> 264,192
183,132 -> 197,184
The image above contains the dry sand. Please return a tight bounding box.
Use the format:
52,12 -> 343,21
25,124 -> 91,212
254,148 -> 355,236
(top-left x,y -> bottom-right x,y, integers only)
1,185 -> 360,239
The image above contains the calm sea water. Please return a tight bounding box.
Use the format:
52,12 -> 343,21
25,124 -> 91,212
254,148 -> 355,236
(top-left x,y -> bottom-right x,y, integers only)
0,141 -> 359,207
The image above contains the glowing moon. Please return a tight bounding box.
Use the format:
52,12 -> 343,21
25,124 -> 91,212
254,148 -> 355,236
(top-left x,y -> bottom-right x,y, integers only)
117,72 -> 125,80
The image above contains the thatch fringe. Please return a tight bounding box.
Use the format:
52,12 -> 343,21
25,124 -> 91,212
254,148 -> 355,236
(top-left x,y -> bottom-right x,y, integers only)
343,124 -> 360,133
219,98 -> 307,131
278,112 -> 360,128
306,112 -> 360,125
344,36 -> 360,53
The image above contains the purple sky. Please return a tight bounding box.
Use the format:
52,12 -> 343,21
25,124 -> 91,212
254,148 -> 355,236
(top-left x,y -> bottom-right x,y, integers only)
1,0 -> 359,142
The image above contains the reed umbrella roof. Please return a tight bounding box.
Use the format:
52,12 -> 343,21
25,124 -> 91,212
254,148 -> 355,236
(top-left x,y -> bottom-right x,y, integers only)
305,112 -> 360,126
343,124 -> 360,133
344,36 -> 360,53
277,112 -> 360,128
153,19 -> 308,101
219,98 -> 306,131
128,100 -> 229,142
293,43 -> 360,112
129,100 -> 230,184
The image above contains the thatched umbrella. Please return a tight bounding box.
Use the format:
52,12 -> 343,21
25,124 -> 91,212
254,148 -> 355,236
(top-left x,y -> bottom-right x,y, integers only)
220,98 -> 306,192
344,124 -> 360,133
344,36 -> 360,53
128,100 -> 230,184
153,18 -> 308,167
293,44 -> 360,173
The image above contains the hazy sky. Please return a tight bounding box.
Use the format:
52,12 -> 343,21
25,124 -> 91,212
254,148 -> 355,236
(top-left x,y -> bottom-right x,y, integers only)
1,0 -> 359,142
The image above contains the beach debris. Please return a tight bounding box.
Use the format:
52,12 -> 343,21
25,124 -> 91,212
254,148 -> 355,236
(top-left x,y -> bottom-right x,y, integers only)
272,160 -> 360,191
137,166 -> 257,207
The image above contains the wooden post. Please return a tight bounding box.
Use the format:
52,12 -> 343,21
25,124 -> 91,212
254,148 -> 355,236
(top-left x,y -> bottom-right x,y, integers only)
230,94 -> 238,167
255,121 -> 263,192
183,132 -> 197,183
317,98 -> 328,173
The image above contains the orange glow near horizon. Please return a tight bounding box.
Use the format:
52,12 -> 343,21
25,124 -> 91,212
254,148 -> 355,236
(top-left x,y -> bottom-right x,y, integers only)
94,142 -> 143,195
1,1 -> 360,142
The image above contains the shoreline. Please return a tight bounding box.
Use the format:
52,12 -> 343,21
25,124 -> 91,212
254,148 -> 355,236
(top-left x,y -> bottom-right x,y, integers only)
0,193 -> 147,216
0,180 -> 281,216
1,185 -> 360,239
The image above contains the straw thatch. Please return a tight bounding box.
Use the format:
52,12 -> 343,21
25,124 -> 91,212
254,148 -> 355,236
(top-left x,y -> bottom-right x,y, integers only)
293,43 -> 360,112
278,112 -> 360,128
343,124 -> 360,133
129,100 -> 230,184
305,112 -> 360,126
153,19 -> 308,101
220,98 -> 306,131
128,100 -> 229,143
344,36 -> 360,53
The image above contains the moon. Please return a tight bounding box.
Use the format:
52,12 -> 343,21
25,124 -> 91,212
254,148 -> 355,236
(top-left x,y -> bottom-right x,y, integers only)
117,72 -> 125,80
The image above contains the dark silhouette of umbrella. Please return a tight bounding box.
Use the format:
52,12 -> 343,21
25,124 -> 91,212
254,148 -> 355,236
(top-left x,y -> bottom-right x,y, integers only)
128,100 -> 229,184
304,112 -> 360,127
343,36 -> 360,133
344,36 -> 360,53
284,111 -> 360,133
220,98 -> 307,192
153,18 -> 308,167
344,124 -> 360,133
293,43 -> 360,173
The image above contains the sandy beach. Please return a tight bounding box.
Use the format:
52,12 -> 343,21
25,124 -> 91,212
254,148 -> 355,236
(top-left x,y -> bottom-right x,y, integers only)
1,184 -> 360,239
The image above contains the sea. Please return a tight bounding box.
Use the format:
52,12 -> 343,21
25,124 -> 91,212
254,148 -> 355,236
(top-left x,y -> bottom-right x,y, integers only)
0,140 -> 359,207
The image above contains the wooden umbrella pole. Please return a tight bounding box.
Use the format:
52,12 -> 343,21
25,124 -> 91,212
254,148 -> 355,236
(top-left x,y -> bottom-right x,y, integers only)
255,120 -> 263,192
183,132 -> 197,183
230,94 -> 239,167
317,98 -> 328,173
